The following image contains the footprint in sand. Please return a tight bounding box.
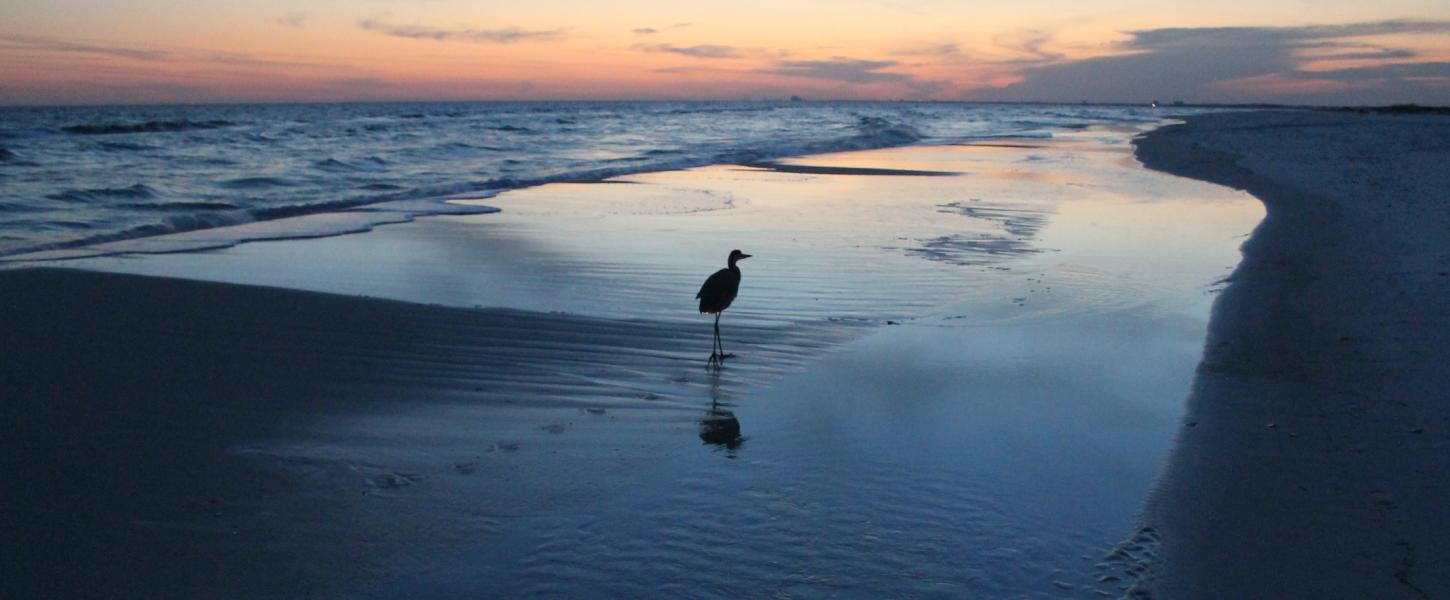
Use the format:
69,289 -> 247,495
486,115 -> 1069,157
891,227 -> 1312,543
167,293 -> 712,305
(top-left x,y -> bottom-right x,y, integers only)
488,441 -> 521,453
367,471 -> 425,490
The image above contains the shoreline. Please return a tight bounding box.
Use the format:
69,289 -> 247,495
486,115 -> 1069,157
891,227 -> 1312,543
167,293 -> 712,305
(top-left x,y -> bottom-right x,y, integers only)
0,101 -> 950,262
1133,110 -> 1450,596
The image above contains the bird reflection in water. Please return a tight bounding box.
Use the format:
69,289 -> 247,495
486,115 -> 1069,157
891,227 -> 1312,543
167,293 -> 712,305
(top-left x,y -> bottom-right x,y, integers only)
699,367 -> 745,454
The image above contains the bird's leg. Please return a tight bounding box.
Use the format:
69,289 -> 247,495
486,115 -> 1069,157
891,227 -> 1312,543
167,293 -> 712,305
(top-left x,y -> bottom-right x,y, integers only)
707,313 -> 721,365
713,314 -> 722,357
716,313 -> 735,360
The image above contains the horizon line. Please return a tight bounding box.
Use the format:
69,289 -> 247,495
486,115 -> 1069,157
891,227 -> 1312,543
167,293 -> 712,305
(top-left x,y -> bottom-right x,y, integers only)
3,97 -> 1418,110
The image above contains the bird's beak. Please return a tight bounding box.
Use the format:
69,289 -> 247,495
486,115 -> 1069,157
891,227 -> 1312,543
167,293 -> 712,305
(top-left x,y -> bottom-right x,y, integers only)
741,254 -> 752,259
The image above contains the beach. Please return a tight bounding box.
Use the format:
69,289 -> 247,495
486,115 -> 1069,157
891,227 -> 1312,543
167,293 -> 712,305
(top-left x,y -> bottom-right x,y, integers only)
1133,110 -> 1450,598
5,107 -> 1443,598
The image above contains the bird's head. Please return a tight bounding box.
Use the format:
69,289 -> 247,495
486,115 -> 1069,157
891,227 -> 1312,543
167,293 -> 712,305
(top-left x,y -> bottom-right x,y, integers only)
728,249 -> 751,266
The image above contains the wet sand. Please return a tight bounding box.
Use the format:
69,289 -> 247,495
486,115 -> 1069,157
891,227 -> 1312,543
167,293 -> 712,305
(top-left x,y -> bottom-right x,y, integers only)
2,130 -> 1260,597
1134,110 -> 1450,597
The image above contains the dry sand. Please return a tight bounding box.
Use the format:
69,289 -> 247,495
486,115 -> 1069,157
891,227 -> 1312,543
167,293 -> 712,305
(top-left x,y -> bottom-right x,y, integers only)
1134,110 -> 1450,598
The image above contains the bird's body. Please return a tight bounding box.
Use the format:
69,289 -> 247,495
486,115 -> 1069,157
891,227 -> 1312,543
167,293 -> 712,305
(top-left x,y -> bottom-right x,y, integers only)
696,249 -> 750,363
696,267 -> 740,314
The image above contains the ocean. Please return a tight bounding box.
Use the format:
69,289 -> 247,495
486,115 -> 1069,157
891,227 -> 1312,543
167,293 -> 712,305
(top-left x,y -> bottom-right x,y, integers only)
0,101 -> 1168,259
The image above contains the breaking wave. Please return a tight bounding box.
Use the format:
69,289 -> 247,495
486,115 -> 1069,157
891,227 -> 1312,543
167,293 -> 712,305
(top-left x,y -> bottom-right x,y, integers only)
218,176 -> 299,189
62,120 -> 233,135
46,184 -> 159,203
0,101 -> 1174,259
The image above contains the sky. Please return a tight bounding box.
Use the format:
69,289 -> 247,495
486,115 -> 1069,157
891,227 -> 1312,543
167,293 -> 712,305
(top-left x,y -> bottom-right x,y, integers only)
1,0 -> 1447,106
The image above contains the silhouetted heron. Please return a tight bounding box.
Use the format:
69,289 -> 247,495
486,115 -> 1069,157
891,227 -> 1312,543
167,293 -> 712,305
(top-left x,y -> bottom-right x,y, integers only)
696,249 -> 750,363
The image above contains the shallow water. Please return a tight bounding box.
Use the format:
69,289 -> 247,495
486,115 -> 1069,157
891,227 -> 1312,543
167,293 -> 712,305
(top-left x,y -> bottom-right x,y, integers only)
377,318 -> 1205,598
52,134 -> 1247,321
46,129 -> 1262,597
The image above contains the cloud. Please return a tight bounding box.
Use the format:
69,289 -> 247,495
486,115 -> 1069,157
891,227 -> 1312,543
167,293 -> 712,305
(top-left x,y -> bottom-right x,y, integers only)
0,34 -> 174,61
1121,20 -> 1450,50
274,12 -> 307,28
1308,47 -> 1418,61
359,19 -> 562,43
0,33 -> 325,69
905,79 -> 949,97
975,20 -> 1450,104
762,56 -> 948,98
330,77 -> 396,89
993,30 -> 1063,65
632,22 -> 692,35
205,52 -> 325,68
769,58 -> 914,84
1306,61 -> 1450,81
651,65 -> 743,75
892,43 -> 960,57
633,43 -> 740,59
